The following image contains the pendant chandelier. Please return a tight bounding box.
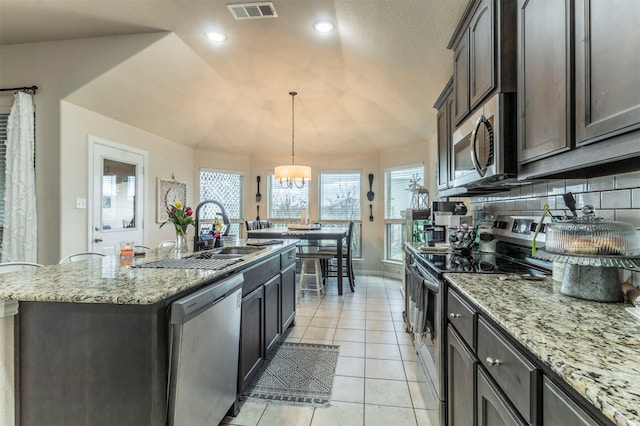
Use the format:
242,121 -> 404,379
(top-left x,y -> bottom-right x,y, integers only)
274,91 -> 311,189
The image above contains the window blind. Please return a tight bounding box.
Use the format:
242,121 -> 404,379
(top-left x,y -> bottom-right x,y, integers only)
267,173 -> 309,219
384,165 -> 424,219
319,171 -> 361,221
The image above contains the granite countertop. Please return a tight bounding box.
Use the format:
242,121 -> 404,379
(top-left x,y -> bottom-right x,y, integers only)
445,273 -> 640,426
0,240 -> 297,305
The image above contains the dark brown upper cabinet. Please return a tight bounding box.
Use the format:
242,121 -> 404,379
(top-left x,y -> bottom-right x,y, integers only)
450,0 -> 516,125
435,78 -> 454,190
517,0 -> 573,164
575,0 -> 640,145
518,0 -> 640,179
453,30 -> 470,124
469,0 -> 495,109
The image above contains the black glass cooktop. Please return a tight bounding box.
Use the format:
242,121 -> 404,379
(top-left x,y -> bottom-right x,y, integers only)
415,242 -> 552,276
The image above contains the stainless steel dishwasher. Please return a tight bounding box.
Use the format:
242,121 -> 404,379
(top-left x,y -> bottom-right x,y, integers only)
167,273 -> 244,426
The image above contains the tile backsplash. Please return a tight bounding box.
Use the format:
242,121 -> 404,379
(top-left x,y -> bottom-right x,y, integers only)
468,169 -> 640,290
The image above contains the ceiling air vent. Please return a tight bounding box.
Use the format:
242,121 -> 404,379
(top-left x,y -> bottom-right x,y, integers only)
227,2 -> 278,20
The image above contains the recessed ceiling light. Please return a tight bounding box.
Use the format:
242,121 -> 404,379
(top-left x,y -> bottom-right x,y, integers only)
206,32 -> 226,42
313,21 -> 334,33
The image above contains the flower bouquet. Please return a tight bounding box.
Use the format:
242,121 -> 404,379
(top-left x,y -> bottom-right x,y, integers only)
160,200 -> 194,252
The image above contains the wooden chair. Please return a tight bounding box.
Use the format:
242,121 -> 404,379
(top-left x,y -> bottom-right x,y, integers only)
318,221 -> 356,292
245,220 -> 261,231
258,220 -> 271,229
59,252 -> 106,264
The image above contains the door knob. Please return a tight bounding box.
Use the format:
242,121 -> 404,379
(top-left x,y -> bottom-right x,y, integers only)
94,237 -> 103,243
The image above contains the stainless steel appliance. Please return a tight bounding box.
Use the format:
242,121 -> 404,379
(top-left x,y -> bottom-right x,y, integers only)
442,93 -> 517,196
403,215 -> 553,425
167,273 -> 244,426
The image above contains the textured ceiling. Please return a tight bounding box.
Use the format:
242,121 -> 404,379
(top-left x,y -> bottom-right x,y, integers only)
0,0 -> 468,159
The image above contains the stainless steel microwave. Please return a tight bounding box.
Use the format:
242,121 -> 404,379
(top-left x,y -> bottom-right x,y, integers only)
450,93 -> 517,190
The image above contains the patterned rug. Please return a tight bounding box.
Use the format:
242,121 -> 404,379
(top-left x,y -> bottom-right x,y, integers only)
241,342 -> 340,407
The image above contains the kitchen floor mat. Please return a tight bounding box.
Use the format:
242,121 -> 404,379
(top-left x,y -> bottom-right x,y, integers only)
240,342 -> 339,408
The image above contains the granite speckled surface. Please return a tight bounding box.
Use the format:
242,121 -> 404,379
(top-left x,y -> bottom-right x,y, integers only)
445,272 -> 640,426
0,240 -> 296,305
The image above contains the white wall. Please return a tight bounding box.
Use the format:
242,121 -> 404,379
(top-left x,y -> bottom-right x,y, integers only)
60,102 -> 195,255
0,33 -> 168,264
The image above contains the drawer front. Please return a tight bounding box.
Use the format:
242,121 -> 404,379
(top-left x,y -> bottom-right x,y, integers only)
242,256 -> 280,296
280,248 -> 297,268
477,316 -> 538,424
447,288 -> 476,349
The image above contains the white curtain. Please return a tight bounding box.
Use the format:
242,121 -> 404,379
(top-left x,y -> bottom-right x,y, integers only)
0,92 -> 37,426
1,91 -> 37,262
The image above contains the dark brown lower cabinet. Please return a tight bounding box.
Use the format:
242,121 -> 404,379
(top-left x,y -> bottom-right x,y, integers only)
281,262 -> 296,330
264,275 -> 281,353
239,286 -> 264,391
447,325 -> 476,426
543,377 -> 599,426
477,367 -> 527,426
238,247 -> 298,396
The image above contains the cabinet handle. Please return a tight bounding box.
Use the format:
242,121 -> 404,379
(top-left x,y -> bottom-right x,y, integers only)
486,357 -> 502,366
449,313 -> 461,319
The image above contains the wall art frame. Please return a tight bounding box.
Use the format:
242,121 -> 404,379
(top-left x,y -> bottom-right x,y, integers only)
156,178 -> 187,223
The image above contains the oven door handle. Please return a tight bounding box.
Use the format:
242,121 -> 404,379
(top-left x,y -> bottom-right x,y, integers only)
470,115 -> 494,178
411,262 -> 439,294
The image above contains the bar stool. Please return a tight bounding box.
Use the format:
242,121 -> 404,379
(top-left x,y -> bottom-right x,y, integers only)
296,250 -> 334,299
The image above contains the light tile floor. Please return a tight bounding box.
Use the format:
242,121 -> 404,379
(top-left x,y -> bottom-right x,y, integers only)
221,275 -> 441,426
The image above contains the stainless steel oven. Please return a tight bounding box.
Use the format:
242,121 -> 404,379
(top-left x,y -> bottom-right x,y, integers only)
451,93 -> 517,189
404,250 -> 445,422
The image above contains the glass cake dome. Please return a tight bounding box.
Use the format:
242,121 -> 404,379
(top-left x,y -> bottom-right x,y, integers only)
545,206 -> 640,256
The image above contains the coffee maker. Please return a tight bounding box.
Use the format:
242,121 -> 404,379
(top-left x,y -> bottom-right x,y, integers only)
431,201 -> 472,243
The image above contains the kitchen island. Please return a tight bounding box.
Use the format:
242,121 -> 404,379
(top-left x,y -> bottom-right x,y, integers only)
445,273 -> 640,426
0,240 -> 298,426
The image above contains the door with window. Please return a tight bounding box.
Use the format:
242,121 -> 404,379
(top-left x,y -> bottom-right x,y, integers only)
90,137 -> 146,254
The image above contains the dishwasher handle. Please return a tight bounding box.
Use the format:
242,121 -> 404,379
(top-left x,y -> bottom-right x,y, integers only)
170,273 -> 244,324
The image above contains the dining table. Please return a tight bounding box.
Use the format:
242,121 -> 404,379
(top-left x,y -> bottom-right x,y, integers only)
246,226 -> 351,295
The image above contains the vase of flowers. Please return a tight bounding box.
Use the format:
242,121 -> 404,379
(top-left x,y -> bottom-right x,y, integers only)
160,200 -> 194,253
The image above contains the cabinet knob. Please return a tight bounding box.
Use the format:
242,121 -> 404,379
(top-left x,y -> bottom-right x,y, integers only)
449,313 -> 461,319
486,357 -> 502,366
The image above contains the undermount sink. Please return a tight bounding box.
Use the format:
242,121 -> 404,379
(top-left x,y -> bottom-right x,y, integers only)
213,246 -> 265,255
190,246 -> 264,260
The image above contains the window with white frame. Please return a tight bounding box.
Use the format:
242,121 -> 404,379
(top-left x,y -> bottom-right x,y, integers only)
199,169 -> 244,237
385,165 -> 424,261
267,173 -> 309,222
319,171 -> 361,257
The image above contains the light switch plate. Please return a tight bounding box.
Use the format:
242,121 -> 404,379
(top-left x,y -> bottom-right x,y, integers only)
76,198 -> 87,209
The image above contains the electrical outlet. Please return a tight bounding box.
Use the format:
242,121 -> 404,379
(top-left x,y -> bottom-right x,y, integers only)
76,198 -> 87,209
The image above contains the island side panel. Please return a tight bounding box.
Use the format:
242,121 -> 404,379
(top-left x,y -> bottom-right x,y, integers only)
18,301 -> 169,426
